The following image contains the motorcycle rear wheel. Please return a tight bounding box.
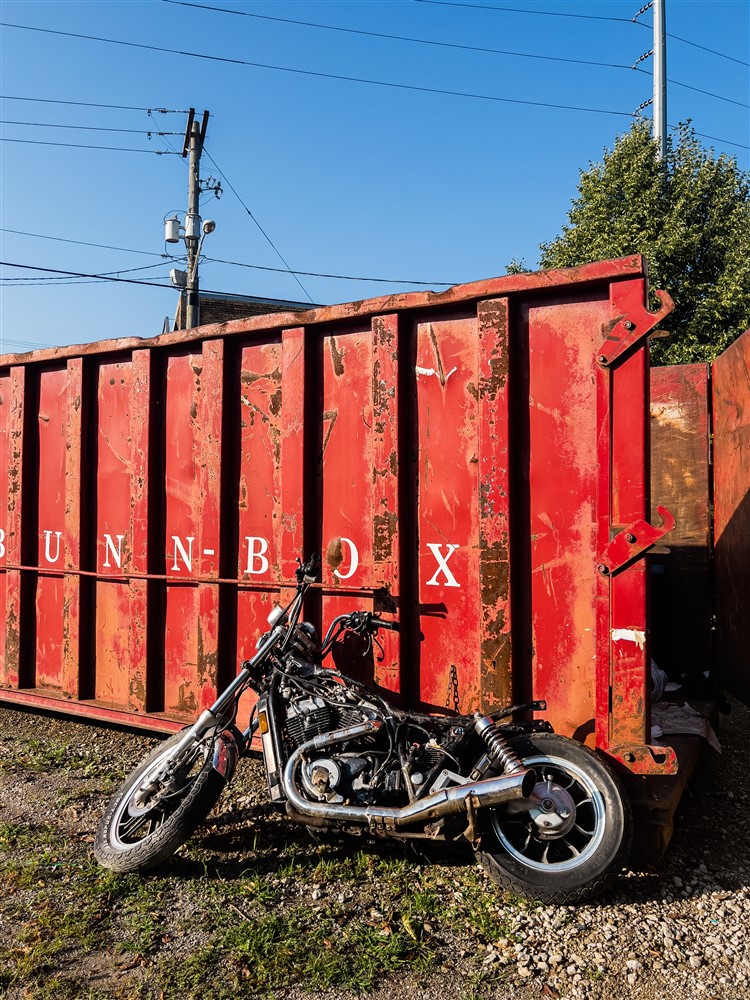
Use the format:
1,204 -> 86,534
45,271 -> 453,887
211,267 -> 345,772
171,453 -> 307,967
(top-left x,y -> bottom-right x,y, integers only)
94,729 -> 226,873
477,733 -> 631,904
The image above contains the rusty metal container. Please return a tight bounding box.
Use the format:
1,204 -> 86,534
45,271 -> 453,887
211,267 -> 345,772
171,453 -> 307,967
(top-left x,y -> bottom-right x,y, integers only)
713,328 -> 750,706
649,364 -> 712,678
0,255 -> 678,781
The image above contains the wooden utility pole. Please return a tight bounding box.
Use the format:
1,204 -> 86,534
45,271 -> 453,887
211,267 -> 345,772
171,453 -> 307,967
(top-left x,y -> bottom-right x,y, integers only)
182,109 -> 210,330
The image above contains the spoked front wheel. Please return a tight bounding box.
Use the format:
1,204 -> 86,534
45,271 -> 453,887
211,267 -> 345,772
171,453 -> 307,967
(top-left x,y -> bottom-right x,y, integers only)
477,733 -> 632,904
94,728 -> 228,873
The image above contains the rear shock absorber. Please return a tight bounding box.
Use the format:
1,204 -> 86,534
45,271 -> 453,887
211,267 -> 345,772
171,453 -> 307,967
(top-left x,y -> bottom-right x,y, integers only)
469,714 -> 525,780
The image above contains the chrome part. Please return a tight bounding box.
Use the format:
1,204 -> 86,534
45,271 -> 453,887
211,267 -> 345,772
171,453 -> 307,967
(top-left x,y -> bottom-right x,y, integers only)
491,754 -> 607,873
429,768 -> 471,792
110,737 -> 211,851
267,604 -> 285,626
281,721 -> 535,830
301,757 -> 342,800
211,727 -> 240,781
474,714 -> 525,774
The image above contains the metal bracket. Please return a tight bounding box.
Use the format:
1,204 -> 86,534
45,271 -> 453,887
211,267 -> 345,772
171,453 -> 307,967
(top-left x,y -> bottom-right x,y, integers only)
597,289 -> 674,367
608,742 -> 679,776
597,506 -> 675,576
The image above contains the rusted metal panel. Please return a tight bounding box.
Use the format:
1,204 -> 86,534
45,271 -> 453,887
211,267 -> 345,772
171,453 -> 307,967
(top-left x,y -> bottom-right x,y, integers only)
35,366 -> 68,690
0,370 -> 9,681
649,364 -> 711,680
0,256 -> 677,775
712,329 -> 750,705
478,299 -> 512,711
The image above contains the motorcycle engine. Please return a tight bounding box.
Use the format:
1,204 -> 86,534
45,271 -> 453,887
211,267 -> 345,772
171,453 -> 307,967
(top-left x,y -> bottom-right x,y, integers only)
283,690 -> 388,805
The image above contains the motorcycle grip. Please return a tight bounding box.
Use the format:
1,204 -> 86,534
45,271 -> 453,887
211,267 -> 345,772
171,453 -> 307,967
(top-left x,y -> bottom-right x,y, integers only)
374,619 -> 399,632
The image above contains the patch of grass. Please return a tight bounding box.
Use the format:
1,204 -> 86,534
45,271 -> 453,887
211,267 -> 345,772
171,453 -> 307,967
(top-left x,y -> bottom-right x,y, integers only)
156,902 -> 438,997
0,736 -> 102,776
448,870 -> 521,944
0,897 -> 107,994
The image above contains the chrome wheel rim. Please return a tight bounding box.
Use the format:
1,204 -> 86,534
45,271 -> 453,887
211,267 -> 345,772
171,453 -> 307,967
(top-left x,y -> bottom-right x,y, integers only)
110,741 -> 207,851
490,753 -> 607,873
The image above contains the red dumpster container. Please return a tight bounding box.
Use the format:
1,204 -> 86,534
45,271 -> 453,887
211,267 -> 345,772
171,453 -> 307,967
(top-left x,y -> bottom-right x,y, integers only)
0,256 -> 677,785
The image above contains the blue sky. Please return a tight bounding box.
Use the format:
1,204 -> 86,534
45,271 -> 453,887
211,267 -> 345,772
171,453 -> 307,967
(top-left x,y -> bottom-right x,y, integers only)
1,0 -> 748,353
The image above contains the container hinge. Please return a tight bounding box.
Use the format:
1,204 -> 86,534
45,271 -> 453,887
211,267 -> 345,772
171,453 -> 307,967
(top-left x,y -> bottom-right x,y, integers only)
597,505 -> 676,576
607,742 -> 679,775
597,289 -> 673,367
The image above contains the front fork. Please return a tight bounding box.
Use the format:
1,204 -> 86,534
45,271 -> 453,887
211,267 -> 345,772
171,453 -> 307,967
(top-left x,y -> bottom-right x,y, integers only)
168,625 -> 285,762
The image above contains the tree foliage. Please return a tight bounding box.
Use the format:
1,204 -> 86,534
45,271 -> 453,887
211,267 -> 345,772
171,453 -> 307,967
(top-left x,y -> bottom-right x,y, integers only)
539,122 -> 750,365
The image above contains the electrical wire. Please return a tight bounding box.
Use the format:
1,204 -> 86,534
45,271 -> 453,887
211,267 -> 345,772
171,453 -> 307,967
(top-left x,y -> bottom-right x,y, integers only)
0,260 -> 181,282
413,0 -> 645,26
0,228 -> 455,285
665,30 -> 750,69
679,129 -> 750,152
162,0 -> 632,71
0,227 -> 169,257
1,276 -> 176,287
203,256 -> 455,286
414,0 -> 750,69
202,148 -> 314,303
0,119 -> 183,135
1,337 -> 60,349
631,70 -> 750,110
0,21 -> 636,120
163,0 -> 747,109
0,261 -> 212,291
1,137 -> 177,153
0,95 -> 188,113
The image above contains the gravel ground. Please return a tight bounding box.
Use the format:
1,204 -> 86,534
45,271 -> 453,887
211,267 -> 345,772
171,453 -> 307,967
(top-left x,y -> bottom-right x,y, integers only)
0,698 -> 748,1000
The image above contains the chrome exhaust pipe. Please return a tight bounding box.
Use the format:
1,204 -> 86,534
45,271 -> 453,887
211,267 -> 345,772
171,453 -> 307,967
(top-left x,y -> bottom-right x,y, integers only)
281,720 -> 535,831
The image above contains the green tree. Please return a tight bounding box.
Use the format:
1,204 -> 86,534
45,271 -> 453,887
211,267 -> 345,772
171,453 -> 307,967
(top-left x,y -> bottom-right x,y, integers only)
539,121 -> 750,365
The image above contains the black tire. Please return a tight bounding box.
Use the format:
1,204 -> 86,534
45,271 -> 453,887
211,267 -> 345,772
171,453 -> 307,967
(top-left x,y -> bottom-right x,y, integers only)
94,729 -> 226,873
477,732 -> 632,904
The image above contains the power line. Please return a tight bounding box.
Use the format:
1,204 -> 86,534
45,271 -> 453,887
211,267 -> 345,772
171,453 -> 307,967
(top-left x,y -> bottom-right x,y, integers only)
1,137 -> 177,154
163,0 -> 631,71
0,21 -> 635,120
204,257 -> 455,286
414,0 -> 750,69
413,0 -> 638,26
1,337 -> 60,349
665,30 -> 750,69
0,119 -> 183,135
0,260 -> 237,295
0,227 -> 168,258
687,130 -> 750,152
202,148 -> 313,303
0,260 -> 180,282
0,228 -> 455,285
165,1 -> 750,110
0,94 -> 188,113
632,69 -> 750,111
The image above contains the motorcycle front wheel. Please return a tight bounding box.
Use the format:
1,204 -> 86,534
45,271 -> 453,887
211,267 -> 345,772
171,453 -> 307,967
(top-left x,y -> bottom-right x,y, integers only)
94,729 -> 227,873
477,733 -> 632,904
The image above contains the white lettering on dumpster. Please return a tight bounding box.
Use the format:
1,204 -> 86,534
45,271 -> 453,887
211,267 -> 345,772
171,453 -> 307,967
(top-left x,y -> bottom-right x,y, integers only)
425,543 -> 460,588
102,533 -> 125,569
333,537 -> 359,580
43,530 -> 63,564
0,528 -> 5,559
171,536 -> 195,572
244,536 -> 270,575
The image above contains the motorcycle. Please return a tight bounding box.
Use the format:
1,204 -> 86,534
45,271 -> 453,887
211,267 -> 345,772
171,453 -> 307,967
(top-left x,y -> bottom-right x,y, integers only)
95,555 -> 631,903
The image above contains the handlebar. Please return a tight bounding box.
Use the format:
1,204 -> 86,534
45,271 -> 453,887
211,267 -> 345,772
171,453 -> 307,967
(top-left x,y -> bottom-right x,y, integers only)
373,618 -> 398,631
296,553 -> 321,584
